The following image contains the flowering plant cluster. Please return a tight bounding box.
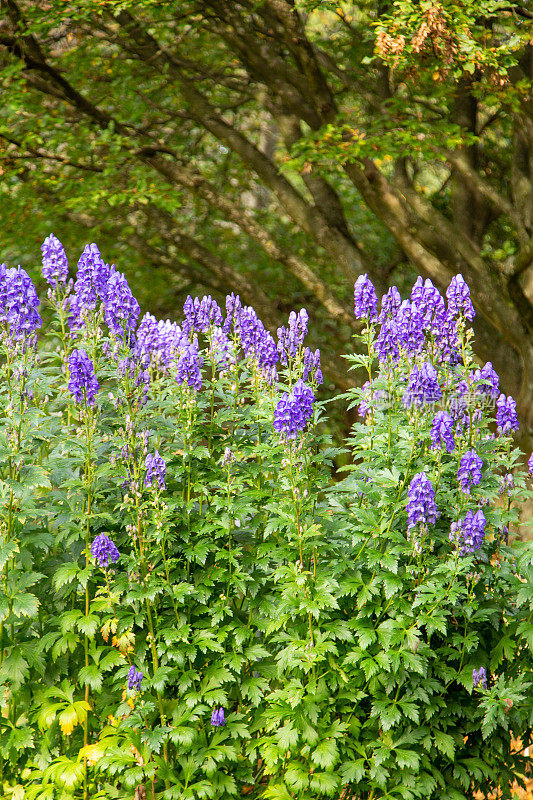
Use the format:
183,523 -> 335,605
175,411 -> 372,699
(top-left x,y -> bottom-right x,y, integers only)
0,240 -> 532,800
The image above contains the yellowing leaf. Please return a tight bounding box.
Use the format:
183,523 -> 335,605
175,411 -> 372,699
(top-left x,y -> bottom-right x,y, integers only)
112,629 -> 135,654
79,742 -> 104,766
59,705 -> 78,736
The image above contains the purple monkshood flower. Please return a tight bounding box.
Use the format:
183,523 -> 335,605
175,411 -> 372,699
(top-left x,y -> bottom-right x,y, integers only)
458,450 -> 483,494
223,293 -> 242,335
430,411 -> 455,452
500,473 -> 514,494
499,525 -> 509,545
302,347 -> 323,385
358,380 -> 388,418
127,666 -> 143,692
41,234 -> 69,288
358,380 -> 372,418
221,447 -> 235,466
91,534 -> 120,568
450,509 -> 486,555
406,472 -> 438,531
68,243 -> 110,329
68,349 -> 99,406
446,274 -> 475,321
376,299 -> 426,363
410,277 -> 445,331
134,367 -> 150,407
434,310 -> 461,365
277,309 -> 309,362
473,362 -> 499,400
353,275 -> 378,322
210,326 -> 235,371
496,394 -> 519,435
0,265 -> 42,339
237,306 -> 279,374
529,453 -> 533,475
448,377 -> 469,431
395,300 -> 425,357
135,313 -> 184,370
175,340 -> 203,390
378,285 -> 402,322
274,379 -> 314,439
145,451 -> 166,490
183,294 -> 223,334
211,707 -> 226,727
104,266 -> 140,340
375,316 -> 400,364
403,362 -> 442,407
473,667 -> 487,690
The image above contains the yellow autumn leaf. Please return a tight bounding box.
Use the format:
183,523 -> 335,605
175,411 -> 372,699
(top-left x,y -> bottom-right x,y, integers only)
112,629 -> 135,654
59,705 -> 78,736
79,742 -> 104,766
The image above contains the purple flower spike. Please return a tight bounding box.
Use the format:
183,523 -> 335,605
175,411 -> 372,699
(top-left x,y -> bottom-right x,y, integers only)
223,293 -> 242,335
302,347 -> 323,385
378,285 -> 402,322
0,266 -> 42,339
473,667 -> 487,689
450,509 -> 486,555
221,447 -> 234,466
358,380 -> 372,418
237,306 -> 279,375
91,534 -> 119,568
127,666 -> 143,692
274,379 -> 314,439
104,266 -> 140,340
446,274 -> 475,321
396,301 -> 425,357
41,234 -> 69,288
68,348 -> 99,406
403,362 -> 442,407
175,340 -> 203,390
277,309 -> 309,362
209,326 -> 235,371
353,275 -> 378,322
410,277 -> 445,330
210,707 -> 226,727
430,411 -> 455,452
434,310 -> 460,365
473,362 -> 499,400
406,472 -> 438,531
68,243 -> 111,330
529,453 -> 533,475
145,450 -> 166,490
500,473 -> 514,494
375,317 -> 400,364
183,294 -> 223,334
458,450 -> 483,494
135,313 -> 184,371
496,394 -> 519,435
358,380 -> 388,418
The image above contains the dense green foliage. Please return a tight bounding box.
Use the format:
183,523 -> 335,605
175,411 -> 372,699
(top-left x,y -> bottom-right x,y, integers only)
1,1 -> 532,437
1,240 -> 532,799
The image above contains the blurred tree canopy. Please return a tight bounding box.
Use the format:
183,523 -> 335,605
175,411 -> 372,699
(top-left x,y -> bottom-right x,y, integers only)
0,0 -> 532,436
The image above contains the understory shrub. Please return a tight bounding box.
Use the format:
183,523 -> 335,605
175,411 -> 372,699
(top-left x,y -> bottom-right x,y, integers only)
0,237 -> 532,800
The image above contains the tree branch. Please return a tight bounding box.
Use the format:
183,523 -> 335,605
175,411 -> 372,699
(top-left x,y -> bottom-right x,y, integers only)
0,133 -> 103,172
143,154 -> 357,325
112,9 -> 371,284
446,151 -> 528,243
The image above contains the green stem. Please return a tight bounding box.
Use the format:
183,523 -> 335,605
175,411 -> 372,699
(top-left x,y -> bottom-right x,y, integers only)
82,407 -> 95,800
